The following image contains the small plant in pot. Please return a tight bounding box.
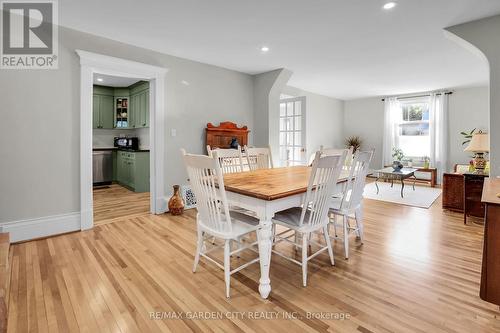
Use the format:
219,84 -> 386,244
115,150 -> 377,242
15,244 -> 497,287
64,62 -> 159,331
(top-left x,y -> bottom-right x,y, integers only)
392,148 -> 405,171
344,135 -> 362,153
460,128 -> 476,146
422,156 -> 430,169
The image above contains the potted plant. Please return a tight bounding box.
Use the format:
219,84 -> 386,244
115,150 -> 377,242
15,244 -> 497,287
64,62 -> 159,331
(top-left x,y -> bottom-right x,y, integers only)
392,148 -> 405,171
423,156 -> 430,169
344,135 -> 362,153
461,128 -> 476,146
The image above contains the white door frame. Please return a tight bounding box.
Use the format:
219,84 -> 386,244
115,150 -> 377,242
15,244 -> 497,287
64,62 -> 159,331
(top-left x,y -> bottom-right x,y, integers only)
77,50 -> 168,230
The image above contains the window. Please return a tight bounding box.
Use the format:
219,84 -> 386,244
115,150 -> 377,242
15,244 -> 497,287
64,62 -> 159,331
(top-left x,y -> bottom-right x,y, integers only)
397,99 -> 430,160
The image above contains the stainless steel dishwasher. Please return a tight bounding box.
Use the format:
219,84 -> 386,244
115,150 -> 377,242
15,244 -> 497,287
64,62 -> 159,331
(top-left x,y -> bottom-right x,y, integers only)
93,150 -> 113,185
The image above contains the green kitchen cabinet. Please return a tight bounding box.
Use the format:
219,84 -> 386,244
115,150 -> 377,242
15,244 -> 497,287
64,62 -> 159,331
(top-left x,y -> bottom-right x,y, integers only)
129,81 -> 150,128
94,83 -> 149,129
93,85 -> 115,129
99,95 -> 114,128
92,95 -> 100,129
116,151 -> 149,192
129,93 -> 138,128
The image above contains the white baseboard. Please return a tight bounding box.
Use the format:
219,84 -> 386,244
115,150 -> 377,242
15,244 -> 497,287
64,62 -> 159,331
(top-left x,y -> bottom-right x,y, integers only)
0,212 -> 81,243
156,196 -> 168,214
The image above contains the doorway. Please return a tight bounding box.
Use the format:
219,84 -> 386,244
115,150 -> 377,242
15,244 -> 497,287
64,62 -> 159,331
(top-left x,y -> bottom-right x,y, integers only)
279,96 -> 307,166
92,74 -> 152,224
77,50 -> 168,230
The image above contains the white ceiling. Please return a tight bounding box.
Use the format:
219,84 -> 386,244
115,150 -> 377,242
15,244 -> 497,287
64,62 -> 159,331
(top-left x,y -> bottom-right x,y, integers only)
93,74 -> 141,87
62,0 -> 500,100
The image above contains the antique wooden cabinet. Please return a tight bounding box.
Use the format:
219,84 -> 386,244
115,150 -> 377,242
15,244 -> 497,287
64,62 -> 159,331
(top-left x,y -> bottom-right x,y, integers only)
463,172 -> 488,223
205,122 -> 250,150
442,172 -> 465,212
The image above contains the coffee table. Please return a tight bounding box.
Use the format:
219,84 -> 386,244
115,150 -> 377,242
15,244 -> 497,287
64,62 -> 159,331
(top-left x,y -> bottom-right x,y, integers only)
374,167 -> 418,198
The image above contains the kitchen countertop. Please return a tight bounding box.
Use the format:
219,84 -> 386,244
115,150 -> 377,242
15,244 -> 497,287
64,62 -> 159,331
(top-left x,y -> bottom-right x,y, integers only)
93,147 -> 150,152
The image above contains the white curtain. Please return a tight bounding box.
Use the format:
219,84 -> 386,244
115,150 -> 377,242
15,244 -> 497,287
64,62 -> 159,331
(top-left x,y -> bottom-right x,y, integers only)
382,97 -> 401,167
429,93 -> 449,184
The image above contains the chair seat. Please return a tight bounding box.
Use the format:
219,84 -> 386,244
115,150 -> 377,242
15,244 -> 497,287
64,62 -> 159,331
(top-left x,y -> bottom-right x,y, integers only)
330,196 -> 361,216
199,210 -> 260,239
273,207 -> 321,231
330,197 -> 344,211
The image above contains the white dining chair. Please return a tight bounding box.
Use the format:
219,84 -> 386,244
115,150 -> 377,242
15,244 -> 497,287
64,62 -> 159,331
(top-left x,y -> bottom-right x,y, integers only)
207,145 -> 244,174
243,145 -> 274,170
308,146 -> 353,167
329,149 -> 374,259
271,150 -> 347,287
181,149 -> 260,298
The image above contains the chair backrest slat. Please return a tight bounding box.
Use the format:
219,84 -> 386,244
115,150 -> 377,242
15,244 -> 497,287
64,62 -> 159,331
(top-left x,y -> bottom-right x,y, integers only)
182,149 -> 233,235
207,145 -> 244,174
339,149 -> 374,210
321,146 -> 354,168
301,150 -> 347,228
308,146 -> 354,167
244,145 -> 273,171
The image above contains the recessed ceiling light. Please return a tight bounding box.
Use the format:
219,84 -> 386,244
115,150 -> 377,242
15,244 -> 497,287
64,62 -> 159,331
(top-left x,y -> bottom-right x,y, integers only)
97,78 -> 103,82
261,46 -> 270,53
383,2 -> 396,10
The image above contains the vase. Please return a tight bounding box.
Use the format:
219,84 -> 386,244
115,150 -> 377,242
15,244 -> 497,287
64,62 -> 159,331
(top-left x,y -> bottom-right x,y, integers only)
168,185 -> 184,215
229,138 -> 239,149
423,161 -> 430,169
392,161 -> 403,171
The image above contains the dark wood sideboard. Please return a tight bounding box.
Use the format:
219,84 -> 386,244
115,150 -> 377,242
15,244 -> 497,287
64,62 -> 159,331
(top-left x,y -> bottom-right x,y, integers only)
442,173 -> 464,212
463,172 -> 488,224
205,122 -> 249,150
480,178 -> 500,306
442,170 -> 488,224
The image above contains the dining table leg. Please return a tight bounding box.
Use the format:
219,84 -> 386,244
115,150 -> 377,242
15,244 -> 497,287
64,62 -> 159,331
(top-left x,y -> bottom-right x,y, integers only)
257,218 -> 273,299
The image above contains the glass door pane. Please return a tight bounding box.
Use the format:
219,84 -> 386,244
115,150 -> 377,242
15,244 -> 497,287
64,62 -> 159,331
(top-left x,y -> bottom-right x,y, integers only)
278,96 -> 306,166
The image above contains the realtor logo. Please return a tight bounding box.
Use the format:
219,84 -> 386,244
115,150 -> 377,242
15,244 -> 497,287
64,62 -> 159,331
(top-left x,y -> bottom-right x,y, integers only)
1,0 -> 58,69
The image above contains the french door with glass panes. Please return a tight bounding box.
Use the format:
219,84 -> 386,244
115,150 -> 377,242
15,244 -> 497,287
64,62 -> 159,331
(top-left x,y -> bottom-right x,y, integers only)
279,97 -> 306,166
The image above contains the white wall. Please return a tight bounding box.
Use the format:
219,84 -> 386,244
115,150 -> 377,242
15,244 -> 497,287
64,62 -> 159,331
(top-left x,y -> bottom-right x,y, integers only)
343,87 -> 490,170
343,97 -> 384,169
446,15 -> 500,177
253,69 -> 292,163
282,86 -> 345,161
448,87 -> 489,166
252,70 -> 281,147
0,26 -> 254,223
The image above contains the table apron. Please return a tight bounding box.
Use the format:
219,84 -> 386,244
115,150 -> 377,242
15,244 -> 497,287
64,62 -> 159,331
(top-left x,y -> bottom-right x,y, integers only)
225,191 -> 304,221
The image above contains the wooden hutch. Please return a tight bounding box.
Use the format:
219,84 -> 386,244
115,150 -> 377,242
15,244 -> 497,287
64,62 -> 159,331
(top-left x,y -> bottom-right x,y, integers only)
205,122 -> 250,150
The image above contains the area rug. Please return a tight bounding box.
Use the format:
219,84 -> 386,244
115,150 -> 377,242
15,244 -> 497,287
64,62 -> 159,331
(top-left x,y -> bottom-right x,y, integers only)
363,181 -> 442,208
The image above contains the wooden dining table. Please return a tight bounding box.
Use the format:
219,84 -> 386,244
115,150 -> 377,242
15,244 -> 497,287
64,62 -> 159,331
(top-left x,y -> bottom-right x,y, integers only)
222,166 -> 349,299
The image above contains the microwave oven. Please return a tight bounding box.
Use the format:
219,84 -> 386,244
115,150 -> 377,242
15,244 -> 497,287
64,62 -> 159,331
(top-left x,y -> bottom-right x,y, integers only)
114,137 -> 139,150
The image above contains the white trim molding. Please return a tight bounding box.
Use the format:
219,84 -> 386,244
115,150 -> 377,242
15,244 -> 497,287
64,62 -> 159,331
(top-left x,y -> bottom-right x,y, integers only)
0,213 -> 81,243
76,50 -> 169,231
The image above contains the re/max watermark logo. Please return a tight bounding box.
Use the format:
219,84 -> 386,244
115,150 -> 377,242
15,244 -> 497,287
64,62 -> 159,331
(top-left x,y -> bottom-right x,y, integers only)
1,0 -> 58,69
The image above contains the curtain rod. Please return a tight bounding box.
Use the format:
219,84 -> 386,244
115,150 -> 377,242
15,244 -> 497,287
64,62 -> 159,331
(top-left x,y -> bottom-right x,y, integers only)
381,91 -> 453,102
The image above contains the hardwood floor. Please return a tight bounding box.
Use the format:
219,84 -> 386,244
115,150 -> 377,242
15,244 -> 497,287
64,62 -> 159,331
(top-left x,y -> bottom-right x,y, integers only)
93,184 -> 150,225
7,195 -> 500,332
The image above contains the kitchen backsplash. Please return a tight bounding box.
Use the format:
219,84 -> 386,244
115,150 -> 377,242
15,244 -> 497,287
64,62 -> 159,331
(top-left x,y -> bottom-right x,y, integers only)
93,128 -> 150,149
